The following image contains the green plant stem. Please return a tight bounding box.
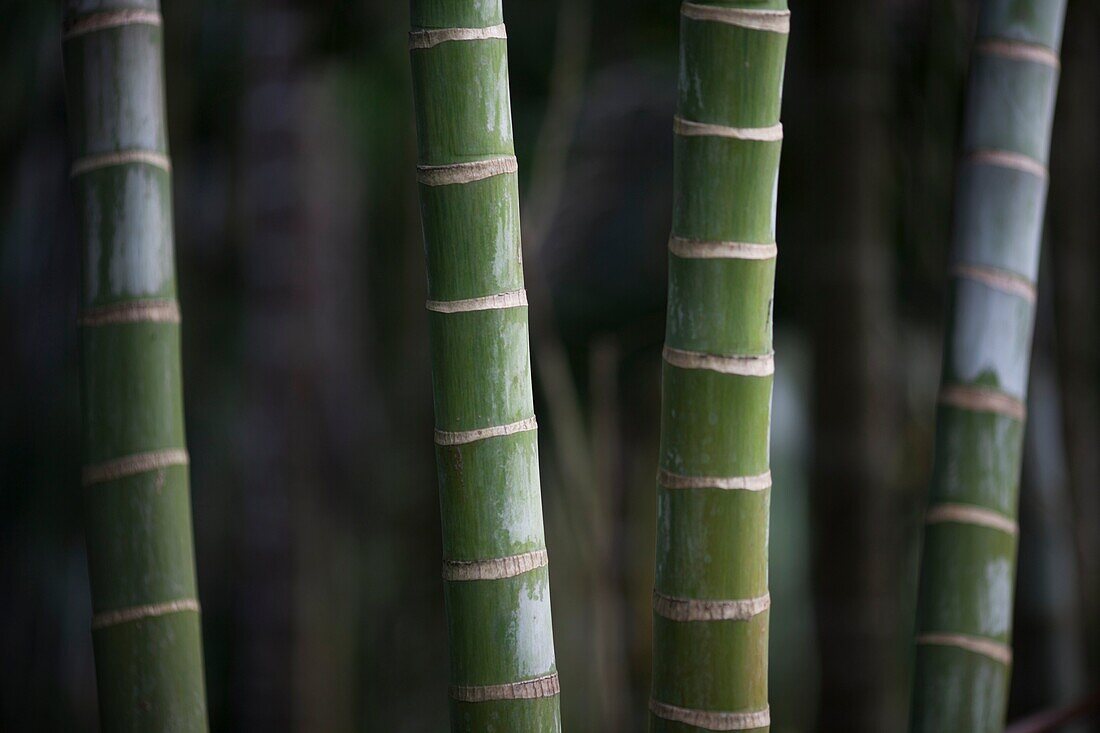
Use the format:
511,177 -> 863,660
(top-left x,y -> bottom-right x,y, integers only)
62,1 -> 207,730
651,2 -> 789,731
910,2 -> 1066,731
408,2 -> 561,730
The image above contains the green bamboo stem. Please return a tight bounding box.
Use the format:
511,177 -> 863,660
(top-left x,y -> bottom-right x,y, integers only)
910,2 -> 1066,731
62,1 -> 207,730
651,2 -> 789,731
408,3 -> 561,730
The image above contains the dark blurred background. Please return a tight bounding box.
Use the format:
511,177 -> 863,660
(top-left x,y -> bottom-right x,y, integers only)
2,0 -> 1097,730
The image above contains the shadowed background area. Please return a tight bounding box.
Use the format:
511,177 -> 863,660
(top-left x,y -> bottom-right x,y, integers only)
1,0 -> 1097,730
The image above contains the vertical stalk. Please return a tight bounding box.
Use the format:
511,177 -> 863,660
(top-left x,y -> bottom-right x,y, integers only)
407,2 -> 561,730
651,2 -> 789,730
62,1 -> 207,730
910,1 -> 1066,731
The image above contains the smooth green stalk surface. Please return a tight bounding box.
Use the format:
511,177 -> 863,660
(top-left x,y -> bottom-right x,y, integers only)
62,1 -> 207,730
409,2 -> 561,731
652,2 -> 789,731
910,2 -> 1066,731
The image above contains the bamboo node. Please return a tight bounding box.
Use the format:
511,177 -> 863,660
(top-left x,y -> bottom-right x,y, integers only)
70,149 -> 171,178
82,448 -> 189,486
63,9 -> 162,40
916,632 -> 1012,666
669,237 -> 778,261
950,263 -> 1036,303
92,598 -> 200,630
79,299 -> 181,327
426,289 -> 527,313
653,591 -> 770,622
650,699 -> 771,730
663,346 -> 774,377
409,24 -> 507,50
658,468 -> 771,491
434,416 -> 537,446
925,503 -> 1018,536
450,672 -> 559,702
964,149 -> 1048,179
975,38 -> 1060,68
938,384 -> 1026,421
442,548 -> 549,581
416,156 -> 518,186
680,3 -> 790,33
674,116 -> 783,142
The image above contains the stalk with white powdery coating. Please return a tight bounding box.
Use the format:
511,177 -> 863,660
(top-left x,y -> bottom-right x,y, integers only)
910,1 -> 1066,731
651,1 -> 789,731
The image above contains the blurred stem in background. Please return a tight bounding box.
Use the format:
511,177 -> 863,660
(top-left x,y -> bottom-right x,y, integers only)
1009,256 -> 1087,730
61,0 -> 208,729
651,1 -> 789,730
806,0 -> 904,728
408,0 -> 562,729
515,0 -> 642,729
234,1 -> 301,727
910,1 -> 1066,731
1049,0 -> 1100,682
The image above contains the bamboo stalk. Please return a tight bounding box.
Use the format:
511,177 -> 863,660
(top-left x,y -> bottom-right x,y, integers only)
910,2 -> 1066,731
61,1 -> 207,730
407,2 -> 561,730
651,2 -> 789,730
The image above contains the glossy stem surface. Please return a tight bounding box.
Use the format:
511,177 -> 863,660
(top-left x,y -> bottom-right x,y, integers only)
62,1 -> 208,730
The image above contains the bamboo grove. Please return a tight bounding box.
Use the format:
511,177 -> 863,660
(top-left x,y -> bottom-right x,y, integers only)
62,1 -> 207,730
910,0 -> 1067,731
47,0 -> 1089,730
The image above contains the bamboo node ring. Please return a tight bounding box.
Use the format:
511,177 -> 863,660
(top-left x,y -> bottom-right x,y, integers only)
426,289 -> 527,313
442,548 -> 549,581
974,38 -> 1060,68
92,598 -> 200,630
650,699 -> 772,730
669,237 -> 778,261
658,468 -> 771,491
925,503 -> 1018,536
950,263 -> 1036,303
63,9 -> 162,40
79,299 -> 181,326
680,3 -> 790,33
417,156 -> 518,186
70,150 -> 171,178
82,448 -> 189,486
409,24 -> 507,50
434,416 -> 537,446
450,672 -> 559,702
663,346 -> 775,377
653,590 -> 770,622
916,632 -> 1012,666
938,384 -> 1026,421
964,149 -> 1048,179
674,116 -> 783,141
